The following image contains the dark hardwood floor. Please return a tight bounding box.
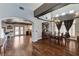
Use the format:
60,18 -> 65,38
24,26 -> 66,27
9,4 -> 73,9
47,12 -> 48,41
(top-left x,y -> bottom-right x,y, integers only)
1,35 -> 79,56
3,35 -> 32,56
32,39 -> 79,56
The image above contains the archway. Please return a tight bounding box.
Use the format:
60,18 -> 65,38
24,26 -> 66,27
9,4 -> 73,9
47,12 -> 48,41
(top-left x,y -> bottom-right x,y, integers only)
0,17 -> 33,56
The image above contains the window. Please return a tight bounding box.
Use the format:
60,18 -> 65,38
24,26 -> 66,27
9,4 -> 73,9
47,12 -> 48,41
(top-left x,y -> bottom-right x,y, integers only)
69,20 -> 75,37
60,22 -> 66,35
52,20 -> 75,37
14,26 -> 24,36
20,27 -> 24,35
55,24 -> 58,36
15,27 -> 19,35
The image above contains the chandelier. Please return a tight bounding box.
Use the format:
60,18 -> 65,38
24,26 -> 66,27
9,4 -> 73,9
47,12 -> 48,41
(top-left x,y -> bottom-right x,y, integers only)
53,17 -> 61,23
49,17 -> 61,23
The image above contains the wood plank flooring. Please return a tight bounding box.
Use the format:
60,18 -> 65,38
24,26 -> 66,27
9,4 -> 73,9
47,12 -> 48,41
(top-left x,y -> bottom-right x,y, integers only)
32,39 -> 79,56
4,36 -> 32,56
1,35 -> 79,56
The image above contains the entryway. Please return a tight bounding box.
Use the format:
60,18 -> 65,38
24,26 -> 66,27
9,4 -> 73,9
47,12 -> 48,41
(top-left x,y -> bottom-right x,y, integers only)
0,17 -> 33,56
14,26 -> 24,36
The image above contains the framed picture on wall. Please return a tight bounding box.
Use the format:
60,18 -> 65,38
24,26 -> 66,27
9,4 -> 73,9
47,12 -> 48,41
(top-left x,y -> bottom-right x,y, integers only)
7,25 -> 13,29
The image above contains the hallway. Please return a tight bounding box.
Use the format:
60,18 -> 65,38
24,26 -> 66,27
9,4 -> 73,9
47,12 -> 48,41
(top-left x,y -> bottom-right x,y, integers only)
4,35 -> 32,56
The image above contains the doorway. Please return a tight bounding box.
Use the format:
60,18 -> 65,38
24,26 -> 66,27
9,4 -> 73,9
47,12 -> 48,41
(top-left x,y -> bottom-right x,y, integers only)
1,17 -> 33,56
14,26 -> 24,36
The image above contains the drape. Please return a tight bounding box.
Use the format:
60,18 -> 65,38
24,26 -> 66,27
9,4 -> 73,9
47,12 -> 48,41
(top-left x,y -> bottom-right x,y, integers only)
64,19 -> 74,38
56,21 -> 62,36
56,21 -> 62,32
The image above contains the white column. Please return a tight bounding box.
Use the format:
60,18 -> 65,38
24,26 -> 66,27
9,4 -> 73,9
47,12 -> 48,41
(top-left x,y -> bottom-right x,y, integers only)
32,20 -> 42,42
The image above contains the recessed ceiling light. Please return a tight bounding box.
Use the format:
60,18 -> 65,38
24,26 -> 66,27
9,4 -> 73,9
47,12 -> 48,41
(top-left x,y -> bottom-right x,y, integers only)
19,6 -> 24,10
61,12 -> 66,16
69,10 -> 74,14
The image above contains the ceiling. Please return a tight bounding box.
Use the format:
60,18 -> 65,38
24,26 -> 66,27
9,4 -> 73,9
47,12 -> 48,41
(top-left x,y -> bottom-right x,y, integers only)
0,3 -> 43,23
17,3 -> 43,11
2,18 -> 32,25
0,3 -> 43,11
34,3 -> 69,17
39,4 -> 79,21
26,3 -> 43,11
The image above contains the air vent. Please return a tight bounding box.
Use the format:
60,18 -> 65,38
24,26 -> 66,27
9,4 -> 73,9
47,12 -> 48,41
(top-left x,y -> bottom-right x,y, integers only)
19,6 -> 24,10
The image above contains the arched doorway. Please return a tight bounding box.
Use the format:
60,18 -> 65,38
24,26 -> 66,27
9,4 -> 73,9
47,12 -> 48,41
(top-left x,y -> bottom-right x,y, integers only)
0,17 -> 33,56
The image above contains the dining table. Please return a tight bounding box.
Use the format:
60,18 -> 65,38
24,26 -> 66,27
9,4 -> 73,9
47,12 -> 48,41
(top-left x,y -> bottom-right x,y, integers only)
50,34 -> 67,46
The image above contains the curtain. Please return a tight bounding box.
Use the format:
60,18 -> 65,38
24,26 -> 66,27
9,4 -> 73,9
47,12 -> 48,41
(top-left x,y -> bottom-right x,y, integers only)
64,19 -> 74,38
56,21 -> 62,32
56,21 -> 62,36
